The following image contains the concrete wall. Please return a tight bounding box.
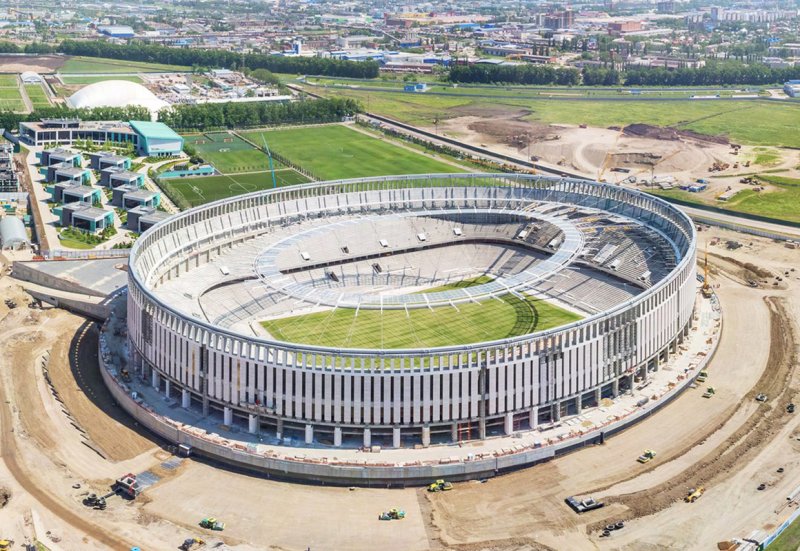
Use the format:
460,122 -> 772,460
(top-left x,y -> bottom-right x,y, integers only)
13,261 -> 107,298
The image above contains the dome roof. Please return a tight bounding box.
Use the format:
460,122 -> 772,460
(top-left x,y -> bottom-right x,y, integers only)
67,80 -> 169,115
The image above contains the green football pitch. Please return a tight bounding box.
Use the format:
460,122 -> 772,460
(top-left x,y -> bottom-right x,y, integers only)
241,124 -> 465,180
161,169 -> 311,208
261,292 -> 581,350
184,132 -> 274,174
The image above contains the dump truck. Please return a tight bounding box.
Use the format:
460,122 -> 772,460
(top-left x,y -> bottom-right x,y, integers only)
696,370 -> 708,383
702,387 -> 716,398
685,487 -> 705,503
428,479 -> 453,492
379,508 -> 406,521
637,449 -> 656,464
200,517 -> 225,531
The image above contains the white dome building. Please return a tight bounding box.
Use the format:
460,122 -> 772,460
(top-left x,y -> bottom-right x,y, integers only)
21,71 -> 42,84
67,80 -> 169,119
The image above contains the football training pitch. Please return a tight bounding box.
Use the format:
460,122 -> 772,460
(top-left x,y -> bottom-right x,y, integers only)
161,169 -> 311,208
261,293 -> 581,349
185,132 -> 275,174
242,124 -> 465,180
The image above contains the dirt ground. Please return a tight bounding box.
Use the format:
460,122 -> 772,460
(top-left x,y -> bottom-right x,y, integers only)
0,228 -> 798,550
435,114 -> 800,198
0,55 -> 65,73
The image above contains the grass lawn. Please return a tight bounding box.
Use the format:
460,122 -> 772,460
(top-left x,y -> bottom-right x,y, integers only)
0,84 -> 24,111
0,74 -> 17,87
242,124 -> 465,180
60,75 -> 143,85
183,132 -> 274,174
24,84 -> 50,108
769,516 -> 800,551
316,87 -> 800,148
56,237 -> 96,250
161,169 -> 311,207
261,293 -> 581,349
651,174 -> 800,224
60,56 -> 190,74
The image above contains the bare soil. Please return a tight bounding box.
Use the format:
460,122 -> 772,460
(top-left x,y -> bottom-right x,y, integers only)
623,123 -> 730,145
0,55 -> 65,74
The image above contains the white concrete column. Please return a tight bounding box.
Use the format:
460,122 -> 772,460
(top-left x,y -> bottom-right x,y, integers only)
612,379 -> 619,398
276,419 -> 283,441
392,427 -> 401,448
151,370 -> 159,390
421,426 -> 431,447
248,414 -> 258,434
363,427 -> 371,448
504,412 -> 514,435
451,423 -> 458,443
529,407 -> 538,429
553,402 -> 561,422
595,388 -> 601,405
304,424 -> 314,444
334,426 -> 342,447
181,389 -> 191,408
223,407 -> 233,427
165,379 -> 171,399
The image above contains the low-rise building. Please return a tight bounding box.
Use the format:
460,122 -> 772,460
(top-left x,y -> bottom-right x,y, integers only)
45,163 -> 91,185
88,153 -> 131,171
52,181 -> 100,204
112,186 -> 160,209
101,168 -> 144,189
60,203 -> 113,232
39,147 -> 81,167
127,205 -> 170,232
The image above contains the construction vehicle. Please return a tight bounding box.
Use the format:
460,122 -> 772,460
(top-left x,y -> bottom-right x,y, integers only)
756,394 -> 768,402
0,540 -> 10,551
428,479 -> 453,492
702,387 -> 716,398
565,496 -> 604,513
179,537 -> 206,550
788,403 -> 796,414
685,486 -> 705,503
637,449 -> 656,464
379,508 -> 406,521
696,370 -> 708,383
701,250 -> 713,299
200,517 -> 225,531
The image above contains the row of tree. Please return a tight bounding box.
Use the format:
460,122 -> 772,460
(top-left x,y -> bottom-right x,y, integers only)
449,60 -> 800,87
158,97 -> 360,131
58,40 -> 380,79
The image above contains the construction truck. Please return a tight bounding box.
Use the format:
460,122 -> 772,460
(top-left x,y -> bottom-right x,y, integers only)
696,370 -> 708,383
685,486 -> 705,503
379,508 -> 406,521
702,387 -> 716,399
114,473 -> 141,499
200,517 -> 225,531
179,537 -> 206,550
637,449 -> 656,464
428,479 -> 453,492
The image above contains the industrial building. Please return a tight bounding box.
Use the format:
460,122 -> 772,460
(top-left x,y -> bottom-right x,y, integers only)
0,143 -> 18,192
20,119 -> 184,157
0,216 -> 29,250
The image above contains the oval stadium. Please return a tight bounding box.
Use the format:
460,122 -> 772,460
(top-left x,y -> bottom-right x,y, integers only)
121,173 -> 699,478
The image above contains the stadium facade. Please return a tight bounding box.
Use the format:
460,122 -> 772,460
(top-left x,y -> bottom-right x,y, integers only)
126,174 -> 697,450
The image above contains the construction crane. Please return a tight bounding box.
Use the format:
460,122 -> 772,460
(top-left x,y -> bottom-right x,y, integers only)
701,248 -> 713,299
261,136 -> 278,188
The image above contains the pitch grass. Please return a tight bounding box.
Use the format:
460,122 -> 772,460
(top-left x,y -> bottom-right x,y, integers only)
0,74 -> 17,87
241,124 -> 465,180
60,56 -> 190,74
769,517 -> 800,551
24,84 -> 50,108
653,174 -> 800,224
161,169 -> 311,207
184,132 -> 274,174
315,87 -> 800,148
261,293 -> 581,349
60,75 -> 143,85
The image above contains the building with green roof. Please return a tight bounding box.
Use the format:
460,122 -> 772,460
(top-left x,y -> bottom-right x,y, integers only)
129,121 -> 184,157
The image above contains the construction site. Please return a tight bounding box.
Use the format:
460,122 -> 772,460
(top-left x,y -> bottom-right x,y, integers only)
0,173 -> 795,550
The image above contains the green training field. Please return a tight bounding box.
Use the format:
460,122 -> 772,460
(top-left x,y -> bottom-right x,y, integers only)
60,75 -> 144,85
242,124 -> 465,180
0,74 -> 17,87
60,56 -> 190,74
25,84 -> 50,108
0,86 -> 24,111
184,132 -> 275,174
161,169 -> 311,208
261,293 -> 581,349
